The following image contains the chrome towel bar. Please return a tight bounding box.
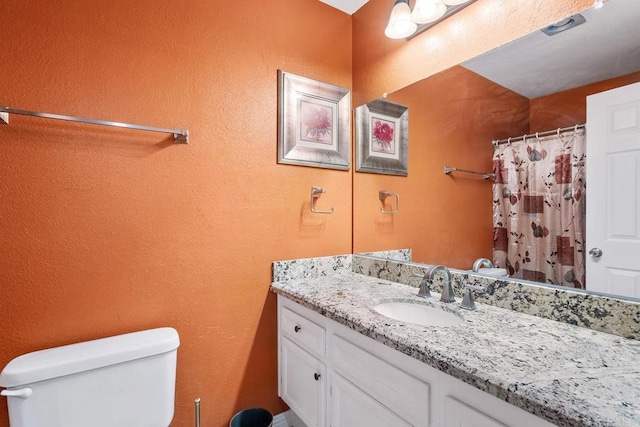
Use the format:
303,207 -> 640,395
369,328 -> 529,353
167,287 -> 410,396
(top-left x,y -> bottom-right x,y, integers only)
0,105 -> 189,144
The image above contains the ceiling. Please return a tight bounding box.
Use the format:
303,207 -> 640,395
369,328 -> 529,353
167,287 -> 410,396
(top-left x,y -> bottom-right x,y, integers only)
318,0 -> 369,15
462,0 -> 640,99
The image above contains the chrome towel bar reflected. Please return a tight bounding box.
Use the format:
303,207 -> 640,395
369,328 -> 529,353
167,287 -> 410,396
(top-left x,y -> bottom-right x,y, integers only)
444,166 -> 494,180
0,105 -> 189,143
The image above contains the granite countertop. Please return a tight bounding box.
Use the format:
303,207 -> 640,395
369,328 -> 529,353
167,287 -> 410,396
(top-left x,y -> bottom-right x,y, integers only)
270,271 -> 640,427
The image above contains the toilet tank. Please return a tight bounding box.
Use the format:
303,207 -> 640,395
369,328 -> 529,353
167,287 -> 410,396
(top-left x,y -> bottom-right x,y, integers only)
0,327 -> 179,427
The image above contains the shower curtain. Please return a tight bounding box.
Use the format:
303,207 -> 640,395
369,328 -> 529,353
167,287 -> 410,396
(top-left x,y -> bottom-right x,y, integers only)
492,129 -> 586,288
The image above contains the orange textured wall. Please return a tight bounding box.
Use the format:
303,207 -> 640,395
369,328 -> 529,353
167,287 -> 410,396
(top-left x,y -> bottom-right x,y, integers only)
530,71 -> 640,131
353,66 -> 529,268
0,1 -> 351,426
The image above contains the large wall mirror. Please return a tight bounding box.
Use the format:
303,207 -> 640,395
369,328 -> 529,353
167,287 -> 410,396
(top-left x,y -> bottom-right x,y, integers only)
353,0 -> 640,300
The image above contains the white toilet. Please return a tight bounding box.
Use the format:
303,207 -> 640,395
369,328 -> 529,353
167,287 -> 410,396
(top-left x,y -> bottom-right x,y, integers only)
0,327 -> 179,427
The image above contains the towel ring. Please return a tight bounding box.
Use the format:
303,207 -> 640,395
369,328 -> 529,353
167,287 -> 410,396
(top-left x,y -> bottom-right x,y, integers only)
310,186 -> 334,214
379,190 -> 400,214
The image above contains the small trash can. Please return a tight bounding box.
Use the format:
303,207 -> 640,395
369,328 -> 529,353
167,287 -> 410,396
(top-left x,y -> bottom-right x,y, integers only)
229,408 -> 273,427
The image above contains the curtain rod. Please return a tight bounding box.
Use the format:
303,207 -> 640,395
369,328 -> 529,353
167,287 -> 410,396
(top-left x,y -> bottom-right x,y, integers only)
0,106 -> 189,144
492,123 -> 585,146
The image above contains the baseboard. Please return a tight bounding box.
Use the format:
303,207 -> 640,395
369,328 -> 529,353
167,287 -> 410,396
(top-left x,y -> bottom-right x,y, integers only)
273,410 -> 291,427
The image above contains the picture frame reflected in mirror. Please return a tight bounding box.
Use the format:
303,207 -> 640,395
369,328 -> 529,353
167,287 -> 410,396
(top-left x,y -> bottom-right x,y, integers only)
355,99 -> 409,176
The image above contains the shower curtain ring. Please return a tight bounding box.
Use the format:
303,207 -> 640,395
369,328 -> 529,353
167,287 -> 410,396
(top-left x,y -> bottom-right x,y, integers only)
523,134 -> 528,143
557,128 -> 561,137
535,132 -> 539,141
507,137 -> 511,146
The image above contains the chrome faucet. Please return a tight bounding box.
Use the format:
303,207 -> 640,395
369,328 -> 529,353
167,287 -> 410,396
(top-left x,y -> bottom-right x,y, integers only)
461,284 -> 486,310
425,265 -> 455,303
411,273 -> 432,298
472,258 -> 494,272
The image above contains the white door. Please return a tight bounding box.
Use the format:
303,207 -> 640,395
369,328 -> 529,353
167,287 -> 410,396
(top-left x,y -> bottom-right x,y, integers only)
586,81 -> 640,297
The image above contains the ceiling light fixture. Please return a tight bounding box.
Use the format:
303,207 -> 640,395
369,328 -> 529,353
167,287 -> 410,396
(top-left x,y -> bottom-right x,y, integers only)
384,0 -> 418,39
385,0 -> 474,40
593,0 -> 604,9
411,0 -> 447,24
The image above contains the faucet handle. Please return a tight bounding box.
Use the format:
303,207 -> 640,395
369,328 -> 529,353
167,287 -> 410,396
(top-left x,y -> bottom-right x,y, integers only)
460,284 -> 486,310
410,273 -> 431,298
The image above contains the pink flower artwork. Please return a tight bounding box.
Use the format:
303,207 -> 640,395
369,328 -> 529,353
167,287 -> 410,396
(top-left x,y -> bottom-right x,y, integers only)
372,119 -> 395,154
300,101 -> 333,144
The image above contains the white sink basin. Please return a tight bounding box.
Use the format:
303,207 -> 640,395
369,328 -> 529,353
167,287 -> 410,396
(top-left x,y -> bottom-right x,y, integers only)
373,302 -> 463,327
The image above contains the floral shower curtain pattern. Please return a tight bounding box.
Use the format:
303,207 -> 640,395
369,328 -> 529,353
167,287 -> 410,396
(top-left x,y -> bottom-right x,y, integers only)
492,130 -> 586,288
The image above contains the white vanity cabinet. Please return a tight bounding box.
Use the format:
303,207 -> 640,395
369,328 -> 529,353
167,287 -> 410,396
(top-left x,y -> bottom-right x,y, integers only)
279,307 -> 327,427
280,338 -> 326,427
330,335 -> 430,427
277,295 -> 555,427
443,397 -> 507,427
330,373 -> 412,427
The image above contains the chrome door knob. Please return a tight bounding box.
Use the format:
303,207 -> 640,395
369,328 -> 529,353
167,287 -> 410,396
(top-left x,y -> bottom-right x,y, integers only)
589,248 -> 603,258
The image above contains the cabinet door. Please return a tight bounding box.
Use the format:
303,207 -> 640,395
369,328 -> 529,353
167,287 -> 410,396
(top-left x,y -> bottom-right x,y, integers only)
332,334 -> 430,426
331,374 -> 412,427
281,306 -> 325,358
443,396 -> 509,427
281,337 -> 326,427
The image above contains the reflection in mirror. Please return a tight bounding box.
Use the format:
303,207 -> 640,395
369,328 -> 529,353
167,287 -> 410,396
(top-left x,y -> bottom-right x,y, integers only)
352,0 -> 640,300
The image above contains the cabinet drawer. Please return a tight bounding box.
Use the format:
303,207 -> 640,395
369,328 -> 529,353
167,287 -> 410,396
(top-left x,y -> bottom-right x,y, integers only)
331,373 -> 411,427
444,396 -> 508,427
281,338 -> 326,427
332,335 -> 430,427
281,306 -> 325,358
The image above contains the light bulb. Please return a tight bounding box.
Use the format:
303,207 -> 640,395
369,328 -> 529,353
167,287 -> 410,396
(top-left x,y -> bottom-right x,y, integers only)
442,0 -> 470,5
385,0 -> 417,39
411,0 -> 447,24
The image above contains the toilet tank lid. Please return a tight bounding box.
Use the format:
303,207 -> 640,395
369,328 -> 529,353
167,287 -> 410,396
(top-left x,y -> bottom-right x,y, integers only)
0,327 -> 179,388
